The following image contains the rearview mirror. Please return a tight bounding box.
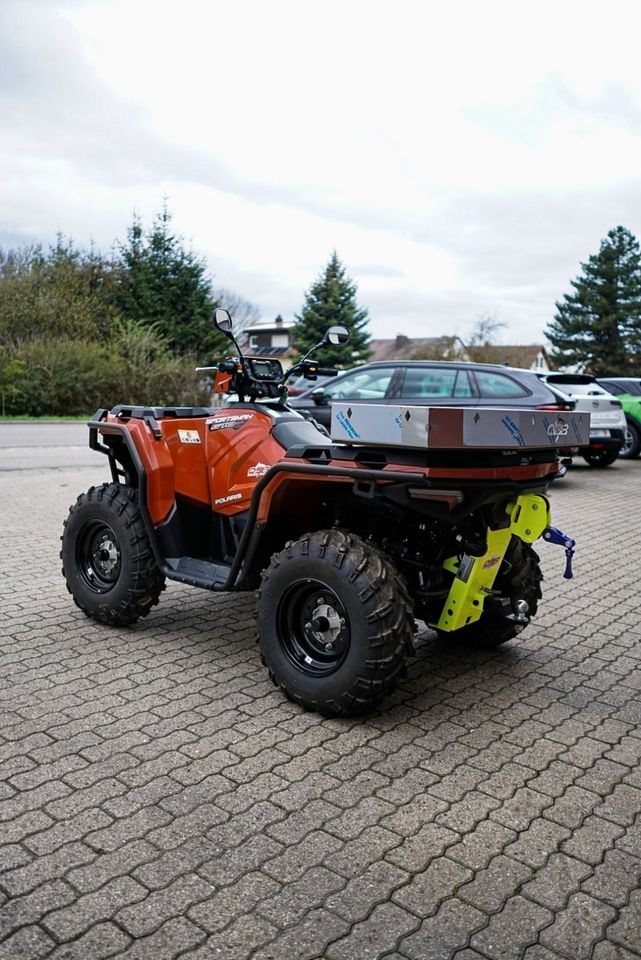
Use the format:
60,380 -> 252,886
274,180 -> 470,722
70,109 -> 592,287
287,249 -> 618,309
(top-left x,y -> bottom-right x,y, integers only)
311,387 -> 328,405
327,325 -> 349,345
213,308 -> 233,336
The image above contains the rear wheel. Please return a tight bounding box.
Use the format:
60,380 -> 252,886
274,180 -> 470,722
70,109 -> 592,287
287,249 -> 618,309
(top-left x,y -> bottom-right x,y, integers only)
582,448 -> 619,467
436,539 -> 543,648
619,420 -> 641,460
61,483 -> 165,625
257,530 -> 414,716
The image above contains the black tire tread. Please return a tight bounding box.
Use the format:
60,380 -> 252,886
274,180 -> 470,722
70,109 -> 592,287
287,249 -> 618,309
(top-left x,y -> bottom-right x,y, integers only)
258,529 -> 414,716
582,450 -> 619,467
61,483 -> 165,626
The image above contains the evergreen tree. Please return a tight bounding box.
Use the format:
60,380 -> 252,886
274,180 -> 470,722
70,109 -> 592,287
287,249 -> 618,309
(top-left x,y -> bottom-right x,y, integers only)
114,205 -> 226,359
292,252 -> 371,366
546,226 -> 641,375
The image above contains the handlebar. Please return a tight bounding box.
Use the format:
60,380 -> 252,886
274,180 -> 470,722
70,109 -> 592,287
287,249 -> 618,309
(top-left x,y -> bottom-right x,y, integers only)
206,353 -> 339,402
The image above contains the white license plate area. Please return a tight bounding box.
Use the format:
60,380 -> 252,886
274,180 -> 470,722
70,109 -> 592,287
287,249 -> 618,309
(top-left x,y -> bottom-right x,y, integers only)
592,412 -> 622,422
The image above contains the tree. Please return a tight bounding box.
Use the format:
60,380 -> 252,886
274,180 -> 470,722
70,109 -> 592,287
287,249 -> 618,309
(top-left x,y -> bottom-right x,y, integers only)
0,346 -> 23,416
465,314 -> 507,364
292,252 -> 371,366
546,226 -> 641,375
0,208 -> 261,414
213,288 -> 261,338
114,205 -> 226,359
410,336 -> 467,361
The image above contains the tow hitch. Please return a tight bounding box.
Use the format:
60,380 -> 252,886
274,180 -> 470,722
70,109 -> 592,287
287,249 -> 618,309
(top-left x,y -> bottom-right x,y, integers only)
542,526 -> 576,579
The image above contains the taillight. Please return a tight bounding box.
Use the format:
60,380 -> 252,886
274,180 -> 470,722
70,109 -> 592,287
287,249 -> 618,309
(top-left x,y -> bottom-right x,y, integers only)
610,400 -> 623,408
536,403 -> 574,411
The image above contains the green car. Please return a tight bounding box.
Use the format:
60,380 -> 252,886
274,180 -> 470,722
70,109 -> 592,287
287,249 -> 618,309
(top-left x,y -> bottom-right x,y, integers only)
598,378 -> 641,459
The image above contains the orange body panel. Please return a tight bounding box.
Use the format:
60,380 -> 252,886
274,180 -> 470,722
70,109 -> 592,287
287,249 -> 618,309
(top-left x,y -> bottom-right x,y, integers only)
103,408 -> 288,525
251,457 -> 557,523
102,408 -> 558,528
103,415 -> 211,524
205,408 -> 285,515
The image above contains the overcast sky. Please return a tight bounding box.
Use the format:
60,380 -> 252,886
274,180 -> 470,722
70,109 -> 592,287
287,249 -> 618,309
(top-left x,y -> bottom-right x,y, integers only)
2,0 -> 641,344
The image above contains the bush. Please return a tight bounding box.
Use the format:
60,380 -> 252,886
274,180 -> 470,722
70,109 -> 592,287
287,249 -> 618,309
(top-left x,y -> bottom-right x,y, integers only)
2,322 -> 212,416
5,338 -> 115,415
106,319 -> 212,407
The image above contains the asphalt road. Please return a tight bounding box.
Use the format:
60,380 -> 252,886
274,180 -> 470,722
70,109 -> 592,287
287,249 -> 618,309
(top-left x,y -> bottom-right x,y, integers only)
1,424 -> 641,960
0,423 -> 100,471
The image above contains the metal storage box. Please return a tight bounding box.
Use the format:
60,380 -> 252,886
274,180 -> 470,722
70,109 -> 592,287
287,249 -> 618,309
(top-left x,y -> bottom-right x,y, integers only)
330,403 -> 590,450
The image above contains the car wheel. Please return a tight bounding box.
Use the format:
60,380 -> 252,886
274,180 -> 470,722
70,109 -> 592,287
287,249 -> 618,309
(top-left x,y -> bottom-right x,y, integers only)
619,420 -> 641,459
582,449 -> 619,467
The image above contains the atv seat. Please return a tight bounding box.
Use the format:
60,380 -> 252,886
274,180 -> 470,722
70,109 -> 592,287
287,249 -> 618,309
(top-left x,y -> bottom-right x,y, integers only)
271,418 -> 333,456
110,405 -> 214,419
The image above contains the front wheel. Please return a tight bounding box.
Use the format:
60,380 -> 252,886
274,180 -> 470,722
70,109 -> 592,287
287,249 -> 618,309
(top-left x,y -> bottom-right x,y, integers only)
61,483 -> 165,625
257,530 -> 414,716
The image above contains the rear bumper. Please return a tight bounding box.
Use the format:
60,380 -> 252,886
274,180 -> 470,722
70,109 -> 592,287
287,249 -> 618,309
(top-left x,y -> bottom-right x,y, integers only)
587,429 -> 625,454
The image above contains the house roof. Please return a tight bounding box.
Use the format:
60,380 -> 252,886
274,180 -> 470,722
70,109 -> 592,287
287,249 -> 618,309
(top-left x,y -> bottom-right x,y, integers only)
368,336 -> 466,362
368,337 -> 550,370
244,314 -> 295,334
471,344 -> 550,369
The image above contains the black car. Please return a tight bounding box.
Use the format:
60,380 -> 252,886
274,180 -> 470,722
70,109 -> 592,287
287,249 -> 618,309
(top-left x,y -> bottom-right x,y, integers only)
287,360 -> 575,430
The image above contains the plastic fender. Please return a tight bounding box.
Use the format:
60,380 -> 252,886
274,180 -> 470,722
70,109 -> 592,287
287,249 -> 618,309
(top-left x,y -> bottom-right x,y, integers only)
205,408 -> 284,516
113,419 -> 176,525
159,420 -> 210,507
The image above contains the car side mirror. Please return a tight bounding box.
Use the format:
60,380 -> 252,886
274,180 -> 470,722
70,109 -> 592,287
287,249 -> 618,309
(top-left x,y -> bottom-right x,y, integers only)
311,387 -> 328,405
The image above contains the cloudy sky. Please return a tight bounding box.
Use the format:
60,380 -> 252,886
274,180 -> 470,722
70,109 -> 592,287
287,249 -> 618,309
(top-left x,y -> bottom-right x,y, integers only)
2,0 -> 641,344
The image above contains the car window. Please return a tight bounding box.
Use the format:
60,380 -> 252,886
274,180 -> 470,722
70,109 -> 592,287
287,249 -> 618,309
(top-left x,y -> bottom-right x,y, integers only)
601,379 -> 641,396
324,368 -> 394,400
475,370 -> 530,398
599,381 -> 624,395
453,370 -> 474,397
548,381 -> 607,397
399,368 -> 457,398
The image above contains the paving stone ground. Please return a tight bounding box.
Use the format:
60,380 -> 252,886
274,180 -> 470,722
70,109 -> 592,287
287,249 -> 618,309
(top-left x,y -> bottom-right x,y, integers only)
1,424 -> 641,960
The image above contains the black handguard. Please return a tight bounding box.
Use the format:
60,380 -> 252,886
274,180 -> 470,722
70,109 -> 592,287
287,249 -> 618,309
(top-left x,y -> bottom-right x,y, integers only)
313,367 -> 338,377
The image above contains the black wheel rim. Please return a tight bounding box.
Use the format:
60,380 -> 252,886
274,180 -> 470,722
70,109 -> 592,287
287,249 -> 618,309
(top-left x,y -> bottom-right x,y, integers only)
276,579 -> 351,677
76,520 -> 122,592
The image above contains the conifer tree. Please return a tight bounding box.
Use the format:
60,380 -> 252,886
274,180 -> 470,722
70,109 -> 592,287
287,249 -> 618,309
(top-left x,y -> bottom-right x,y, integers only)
546,226 -> 641,375
292,252 -> 371,366
114,205 -> 226,358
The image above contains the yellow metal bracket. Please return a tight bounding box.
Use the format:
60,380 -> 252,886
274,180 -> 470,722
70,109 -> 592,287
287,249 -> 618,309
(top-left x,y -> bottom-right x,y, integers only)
433,494 -> 551,632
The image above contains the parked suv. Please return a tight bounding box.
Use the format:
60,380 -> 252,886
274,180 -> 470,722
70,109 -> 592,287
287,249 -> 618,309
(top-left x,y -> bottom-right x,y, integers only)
287,360 -> 575,430
597,377 -> 641,459
535,373 -> 626,467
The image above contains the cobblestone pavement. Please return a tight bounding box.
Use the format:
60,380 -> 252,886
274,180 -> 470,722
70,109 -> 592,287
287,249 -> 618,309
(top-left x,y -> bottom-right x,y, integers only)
1,425 -> 641,960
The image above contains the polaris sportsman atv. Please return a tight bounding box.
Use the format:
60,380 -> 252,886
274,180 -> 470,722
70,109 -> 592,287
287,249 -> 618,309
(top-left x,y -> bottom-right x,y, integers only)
61,309 -> 577,716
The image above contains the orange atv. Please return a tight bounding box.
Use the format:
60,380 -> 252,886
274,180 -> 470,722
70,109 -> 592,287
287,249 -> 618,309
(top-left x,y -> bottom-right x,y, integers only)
61,309 -> 578,716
